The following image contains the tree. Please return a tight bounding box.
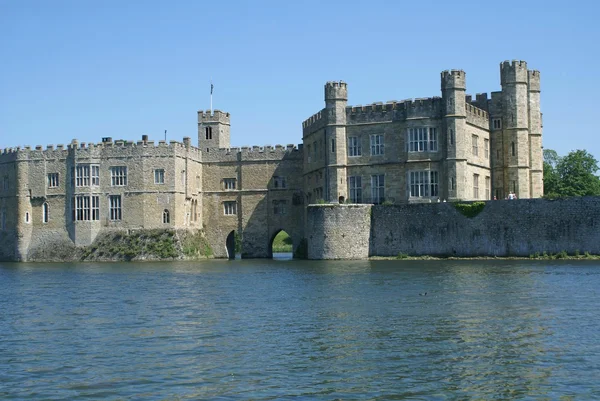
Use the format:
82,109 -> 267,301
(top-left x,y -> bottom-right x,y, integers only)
543,149 -> 600,197
543,149 -> 561,197
556,150 -> 600,196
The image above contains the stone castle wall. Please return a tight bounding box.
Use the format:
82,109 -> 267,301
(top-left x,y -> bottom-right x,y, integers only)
307,197 -> 600,259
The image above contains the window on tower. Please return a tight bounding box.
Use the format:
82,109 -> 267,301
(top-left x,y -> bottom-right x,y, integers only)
205,127 -> 212,140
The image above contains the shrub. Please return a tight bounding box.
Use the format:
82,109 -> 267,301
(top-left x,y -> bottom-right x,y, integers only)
453,202 -> 486,218
396,253 -> 409,259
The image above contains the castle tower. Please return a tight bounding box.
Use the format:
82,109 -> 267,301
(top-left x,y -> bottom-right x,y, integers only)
198,110 -> 231,152
528,69 -> 543,197
500,60 -> 531,198
441,70 -> 467,201
324,81 -> 348,202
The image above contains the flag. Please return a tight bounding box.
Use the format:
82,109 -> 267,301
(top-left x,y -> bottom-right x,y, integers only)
211,82 -> 214,95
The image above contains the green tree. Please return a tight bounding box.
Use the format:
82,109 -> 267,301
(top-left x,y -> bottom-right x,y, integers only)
556,150 -> 600,196
543,149 -> 561,197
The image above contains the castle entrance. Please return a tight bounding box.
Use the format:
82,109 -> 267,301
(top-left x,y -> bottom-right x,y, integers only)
270,230 -> 293,259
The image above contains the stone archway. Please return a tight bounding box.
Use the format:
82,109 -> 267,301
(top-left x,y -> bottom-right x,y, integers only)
270,229 -> 293,259
226,230 -> 236,260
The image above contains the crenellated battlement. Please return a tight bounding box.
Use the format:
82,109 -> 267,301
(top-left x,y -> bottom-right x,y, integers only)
465,103 -> 490,129
202,143 -> 302,163
441,69 -> 466,90
325,81 -> 348,101
501,60 -> 529,85
198,109 -> 231,124
344,97 -> 443,123
0,137 -> 203,162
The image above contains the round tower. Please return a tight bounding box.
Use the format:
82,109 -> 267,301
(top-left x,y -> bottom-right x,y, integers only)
500,60 -> 530,198
441,70 -> 467,201
324,81 -> 348,202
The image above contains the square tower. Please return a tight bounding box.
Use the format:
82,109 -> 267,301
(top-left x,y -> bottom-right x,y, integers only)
198,110 -> 231,151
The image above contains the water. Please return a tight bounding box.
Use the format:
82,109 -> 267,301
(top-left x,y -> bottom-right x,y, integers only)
1,259 -> 600,400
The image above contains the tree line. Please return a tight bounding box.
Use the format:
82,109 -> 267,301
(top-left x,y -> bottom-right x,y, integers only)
543,149 -> 600,197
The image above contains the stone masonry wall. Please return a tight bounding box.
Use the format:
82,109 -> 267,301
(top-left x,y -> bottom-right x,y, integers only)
308,197 -> 600,259
307,204 -> 371,260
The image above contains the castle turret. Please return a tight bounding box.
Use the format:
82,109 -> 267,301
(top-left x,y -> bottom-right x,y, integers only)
324,81 -> 348,202
528,69 -> 543,197
441,70 -> 467,201
198,110 -> 231,152
500,60 -> 531,199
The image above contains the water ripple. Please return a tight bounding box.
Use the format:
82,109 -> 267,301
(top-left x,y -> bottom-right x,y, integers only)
1,260 -> 600,399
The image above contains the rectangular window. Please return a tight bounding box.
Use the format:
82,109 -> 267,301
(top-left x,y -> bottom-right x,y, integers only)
273,200 -> 287,215
472,135 -> 479,156
370,135 -> 384,156
493,118 -> 502,130
484,139 -> 489,159
109,195 -> 122,221
349,176 -> 362,203
47,173 -> 59,188
313,141 -> 318,160
76,165 -> 90,187
485,176 -> 491,200
73,195 -> 100,221
409,171 -> 439,198
371,174 -> 385,204
511,180 -> 517,193
224,201 -> 237,215
154,169 -> 165,184
331,138 -> 335,153
449,129 -> 454,145
110,166 -> 127,186
91,166 -> 100,186
495,188 -> 501,200
224,178 -> 236,190
2,176 -> 8,190
273,176 -> 286,189
451,177 -> 456,191
348,136 -> 361,157
473,174 -> 480,199
408,127 -> 437,152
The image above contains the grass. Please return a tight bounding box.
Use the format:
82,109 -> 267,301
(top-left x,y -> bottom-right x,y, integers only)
272,231 -> 292,253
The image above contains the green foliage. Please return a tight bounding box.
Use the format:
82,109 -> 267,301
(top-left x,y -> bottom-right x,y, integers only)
80,229 -> 184,261
396,253 -> 409,259
181,231 -> 213,258
453,202 -> 486,218
272,231 -> 292,253
316,199 -> 327,204
293,238 -> 308,259
382,200 -> 394,206
544,149 -> 600,198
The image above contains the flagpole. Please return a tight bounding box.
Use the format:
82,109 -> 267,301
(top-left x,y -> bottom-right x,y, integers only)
210,79 -> 213,115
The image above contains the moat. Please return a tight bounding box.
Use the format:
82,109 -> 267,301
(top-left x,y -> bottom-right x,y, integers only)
2,259 -> 600,399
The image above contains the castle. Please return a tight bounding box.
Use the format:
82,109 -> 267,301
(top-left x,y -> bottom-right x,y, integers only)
0,60 -> 542,261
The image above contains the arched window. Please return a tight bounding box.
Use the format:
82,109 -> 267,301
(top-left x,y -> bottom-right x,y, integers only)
43,202 -> 49,223
163,209 -> 170,224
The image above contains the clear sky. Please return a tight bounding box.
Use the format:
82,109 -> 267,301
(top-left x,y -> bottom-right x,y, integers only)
1,0 -> 599,160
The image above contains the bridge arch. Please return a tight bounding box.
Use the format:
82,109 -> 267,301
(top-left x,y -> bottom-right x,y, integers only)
269,229 -> 293,259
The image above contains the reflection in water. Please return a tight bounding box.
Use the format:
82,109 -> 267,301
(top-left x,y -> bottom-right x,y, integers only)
1,260 -> 600,399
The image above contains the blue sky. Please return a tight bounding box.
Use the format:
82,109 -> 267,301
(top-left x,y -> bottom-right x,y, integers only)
1,0 -> 599,160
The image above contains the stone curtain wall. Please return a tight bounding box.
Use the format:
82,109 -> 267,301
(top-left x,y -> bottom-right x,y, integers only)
308,197 -> 600,259
307,204 -> 371,259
